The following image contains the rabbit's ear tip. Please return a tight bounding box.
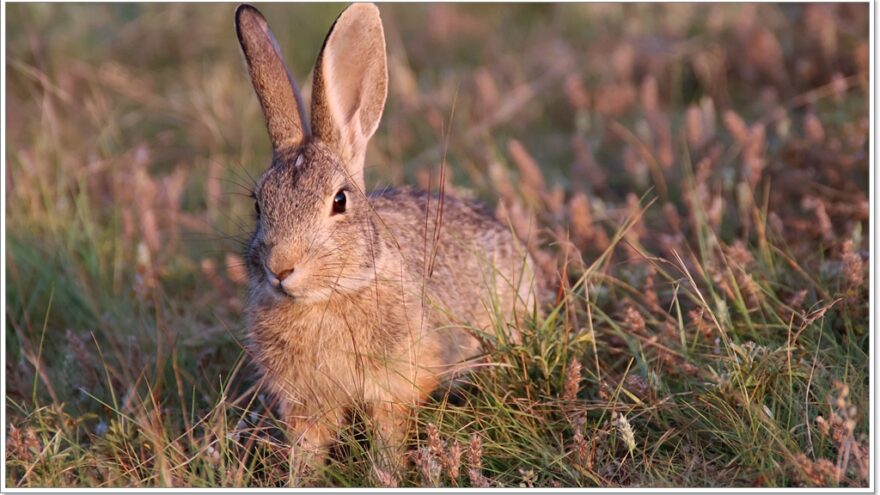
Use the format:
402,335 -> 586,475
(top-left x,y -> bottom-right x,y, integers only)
343,3 -> 381,17
235,4 -> 263,23
235,4 -> 270,39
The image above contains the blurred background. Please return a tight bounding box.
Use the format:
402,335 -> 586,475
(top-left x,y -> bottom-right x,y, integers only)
5,3 -> 870,488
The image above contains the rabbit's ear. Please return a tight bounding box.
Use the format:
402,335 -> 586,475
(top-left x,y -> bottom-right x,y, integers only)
311,3 -> 388,183
235,4 -> 310,153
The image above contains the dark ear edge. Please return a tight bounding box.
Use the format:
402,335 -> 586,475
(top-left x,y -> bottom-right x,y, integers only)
235,4 -> 311,153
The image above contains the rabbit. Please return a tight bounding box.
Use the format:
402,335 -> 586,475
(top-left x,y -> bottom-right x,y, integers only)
235,2 -> 546,474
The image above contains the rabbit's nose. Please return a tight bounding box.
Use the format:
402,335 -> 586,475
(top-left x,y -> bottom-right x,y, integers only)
273,267 -> 295,281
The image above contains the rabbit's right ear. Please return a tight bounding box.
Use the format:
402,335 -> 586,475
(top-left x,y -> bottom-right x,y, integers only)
235,4 -> 310,153
310,3 -> 388,187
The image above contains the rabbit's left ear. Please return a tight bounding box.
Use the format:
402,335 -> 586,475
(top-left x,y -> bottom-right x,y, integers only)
235,4 -> 310,154
310,3 -> 388,185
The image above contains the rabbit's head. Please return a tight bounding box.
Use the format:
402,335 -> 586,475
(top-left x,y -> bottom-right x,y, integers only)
235,4 -> 388,304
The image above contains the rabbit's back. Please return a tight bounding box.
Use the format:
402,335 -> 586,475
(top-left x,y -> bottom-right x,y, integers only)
370,187 -> 541,357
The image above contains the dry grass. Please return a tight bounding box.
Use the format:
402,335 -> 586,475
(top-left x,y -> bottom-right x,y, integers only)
5,3 -> 869,488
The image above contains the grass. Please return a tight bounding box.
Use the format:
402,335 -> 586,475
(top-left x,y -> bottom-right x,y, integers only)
5,2 -> 870,488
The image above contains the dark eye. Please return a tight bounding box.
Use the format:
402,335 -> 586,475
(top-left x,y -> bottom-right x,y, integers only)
332,190 -> 347,215
254,201 -> 261,216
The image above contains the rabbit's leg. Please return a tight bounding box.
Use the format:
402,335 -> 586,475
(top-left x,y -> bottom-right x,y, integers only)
286,409 -> 341,483
370,399 -> 412,473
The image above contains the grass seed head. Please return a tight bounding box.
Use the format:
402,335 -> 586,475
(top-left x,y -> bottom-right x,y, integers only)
613,413 -> 637,454
804,112 -> 826,143
563,359 -> 582,402
686,104 -> 705,149
466,433 -> 490,487
508,139 -> 546,204
793,453 -> 841,486
372,465 -> 399,488
624,306 -> 646,334
518,468 -> 536,487
442,439 -> 461,481
564,74 -> 590,110
426,423 -> 444,459
723,110 -> 750,145
841,239 -> 865,297
413,446 -> 441,486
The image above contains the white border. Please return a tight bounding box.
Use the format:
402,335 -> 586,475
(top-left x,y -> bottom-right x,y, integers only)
1,0 -> 875,493
869,0 -> 876,490
3,0 -> 9,491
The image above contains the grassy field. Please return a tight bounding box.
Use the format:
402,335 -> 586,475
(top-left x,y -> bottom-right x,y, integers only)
5,2 -> 870,488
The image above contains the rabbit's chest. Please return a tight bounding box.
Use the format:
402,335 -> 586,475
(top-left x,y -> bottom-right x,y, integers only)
249,298 -> 416,397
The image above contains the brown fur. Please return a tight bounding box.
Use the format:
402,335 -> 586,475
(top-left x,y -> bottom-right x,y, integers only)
235,3 -> 543,473
235,5 -> 309,151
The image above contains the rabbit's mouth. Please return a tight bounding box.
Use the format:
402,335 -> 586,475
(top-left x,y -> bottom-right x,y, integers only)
269,279 -> 298,300
259,270 -> 297,300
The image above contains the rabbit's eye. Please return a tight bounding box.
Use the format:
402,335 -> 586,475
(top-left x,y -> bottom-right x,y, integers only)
332,190 -> 347,215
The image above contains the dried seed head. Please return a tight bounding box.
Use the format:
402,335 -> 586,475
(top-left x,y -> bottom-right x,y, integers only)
831,72 -> 848,102
443,439 -> 462,481
689,309 -> 714,339
134,242 -> 157,300
467,433 -> 483,470
473,67 -> 500,114
851,438 -> 870,483
564,74 -> 590,110
7,424 -> 28,463
571,136 -> 607,190
563,359 -> 582,402
707,194 -> 723,229
508,139 -> 546,204
612,44 -> 636,81
624,306 -> 646,333
724,240 -> 754,267
466,433 -> 489,487
640,76 -> 659,115
624,374 -> 649,400
413,446 -> 441,487
793,453 -> 842,486
663,202 -> 681,233
613,413 -> 637,453
569,193 -> 594,247
747,27 -> 788,86
801,197 -> 833,242
787,289 -> 808,312
139,206 -> 161,256
518,468 -> 537,488
488,160 -> 516,205
804,113 -> 825,144
841,240 -> 865,295
686,104 -> 705,149
643,265 -> 659,309
426,423 -> 444,459
594,83 -> 637,117
815,416 -> 830,437
723,110 -> 750,145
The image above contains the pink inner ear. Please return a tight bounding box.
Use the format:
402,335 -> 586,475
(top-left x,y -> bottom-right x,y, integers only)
324,22 -> 372,127
319,6 -> 387,145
